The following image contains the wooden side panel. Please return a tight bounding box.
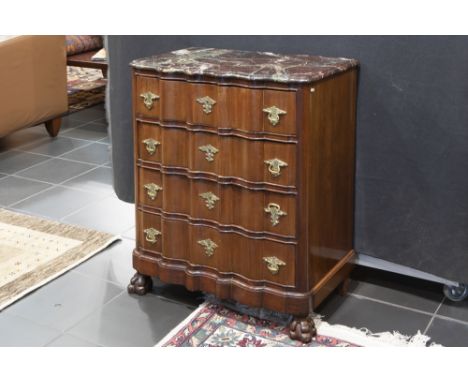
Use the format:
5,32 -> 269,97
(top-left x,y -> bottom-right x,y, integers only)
306,70 -> 357,292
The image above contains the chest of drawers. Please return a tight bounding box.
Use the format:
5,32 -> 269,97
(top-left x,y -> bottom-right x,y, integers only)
127,47 -> 358,343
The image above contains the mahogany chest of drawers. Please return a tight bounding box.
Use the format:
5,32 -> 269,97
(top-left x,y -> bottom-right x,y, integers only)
128,47 -> 358,343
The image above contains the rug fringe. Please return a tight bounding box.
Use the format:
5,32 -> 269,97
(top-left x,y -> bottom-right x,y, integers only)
314,317 -> 439,347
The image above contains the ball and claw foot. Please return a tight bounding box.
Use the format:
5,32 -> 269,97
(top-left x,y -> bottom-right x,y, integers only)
128,272 -> 153,295
289,316 -> 317,343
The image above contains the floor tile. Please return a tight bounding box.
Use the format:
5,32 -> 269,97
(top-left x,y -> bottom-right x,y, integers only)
62,122 -> 108,141
61,116 -> 89,130
61,142 -> 111,165
62,166 -> 115,196
0,125 -> 49,152
0,313 -> 61,346
11,186 -> 100,220
151,280 -> 204,308
0,150 -> 50,174
46,333 -> 99,347
5,271 -> 123,332
349,266 -> 443,314
437,298 -> 468,323
68,292 -> 195,346
15,158 -> 95,184
316,292 -> 432,336
73,238 -> 135,289
426,317 -> 468,347
63,195 -> 134,234
68,105 -> 105,122
0,176 -> 52,206
0,173 -> 6,179
19,136 -> 89,157
121,226 -> 135,240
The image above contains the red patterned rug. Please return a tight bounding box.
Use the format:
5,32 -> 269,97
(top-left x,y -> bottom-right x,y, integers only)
156,302 -> 435,347
67,67 -> 106,114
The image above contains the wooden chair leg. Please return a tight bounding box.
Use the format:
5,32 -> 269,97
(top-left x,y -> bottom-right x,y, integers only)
45,117 -> 62,137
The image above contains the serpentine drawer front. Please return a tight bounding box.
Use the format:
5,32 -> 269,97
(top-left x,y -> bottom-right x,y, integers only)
129,47 -> 358,343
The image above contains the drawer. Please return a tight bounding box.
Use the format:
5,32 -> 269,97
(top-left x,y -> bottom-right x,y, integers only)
135,76 -> 297,136
137,123 -> 296,187
136,211 -> 296,286
137,168 -> 296,237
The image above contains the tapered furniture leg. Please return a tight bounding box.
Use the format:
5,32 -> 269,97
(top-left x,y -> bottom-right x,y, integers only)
289,316 -> 316,343
45,117 -> 62,137
128,272 -> 153,295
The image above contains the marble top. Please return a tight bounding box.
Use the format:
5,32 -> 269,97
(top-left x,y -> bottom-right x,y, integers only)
131,47 -> 358,84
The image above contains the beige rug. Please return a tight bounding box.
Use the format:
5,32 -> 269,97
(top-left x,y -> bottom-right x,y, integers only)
0,209 -> 119,310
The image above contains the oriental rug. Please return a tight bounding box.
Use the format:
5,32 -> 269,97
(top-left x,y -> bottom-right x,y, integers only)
67,66 -> 106,114
156,301 -> 436,347
0,209 -> 118,310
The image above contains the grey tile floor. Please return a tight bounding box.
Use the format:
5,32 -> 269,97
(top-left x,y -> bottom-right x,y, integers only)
0,104 -> 467,346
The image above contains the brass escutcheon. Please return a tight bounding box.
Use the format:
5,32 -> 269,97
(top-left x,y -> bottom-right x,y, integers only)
144,228 -> 161,244
264,203 -> 287,226
142,138 -> 160,155
144,183 -> 163,200
199,192 -> 220,210
262,105 -> 287,126
198,144 -> 219,162
140,91 -> 160,110
263,256 -> 286,275
196,96 -> 216,114
264,158 -> 288,177
197,238 -> 218,257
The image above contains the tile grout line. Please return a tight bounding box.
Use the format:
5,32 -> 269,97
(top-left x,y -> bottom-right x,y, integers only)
347,292 -> 435,317
423,297 -> 445,335
58,192 -> 116,222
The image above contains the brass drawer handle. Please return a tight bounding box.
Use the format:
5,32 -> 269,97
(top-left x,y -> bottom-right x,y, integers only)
196,96 -> 216,114
140,91 -> 160,110
142,138 -> 160,155
264,158 -> 288,177
199,192 -> 220,209
263,105 -> 287,126
264,202 -> 287,226
198,144 -> 219,162
197,238 -> 218,257
144,183 -> 162,200
263,256 -> 286,275
144,228 -> 161,244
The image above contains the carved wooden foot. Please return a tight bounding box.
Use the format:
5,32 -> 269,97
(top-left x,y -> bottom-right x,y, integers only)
45,117 -> 62,137
289,316 -> 316,343
128,272 -> 153,295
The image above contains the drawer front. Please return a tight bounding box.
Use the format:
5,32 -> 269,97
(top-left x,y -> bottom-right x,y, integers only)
136,211 -> 296,286
137,123 -> 296,187
135,76 -> 160,119
137,168 -> 296,237
135,76 -> 297,136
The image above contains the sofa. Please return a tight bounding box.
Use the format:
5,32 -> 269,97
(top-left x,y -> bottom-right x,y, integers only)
0,35 -> 68,138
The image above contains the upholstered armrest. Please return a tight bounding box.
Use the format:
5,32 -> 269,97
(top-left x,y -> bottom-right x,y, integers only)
0,35 -> 68,137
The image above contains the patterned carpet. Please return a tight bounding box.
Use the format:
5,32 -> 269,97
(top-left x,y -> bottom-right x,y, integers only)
156,301 -> 437,347
67,67 -> 106,114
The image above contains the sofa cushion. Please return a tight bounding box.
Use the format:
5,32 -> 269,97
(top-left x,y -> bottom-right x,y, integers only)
66,35 -> 103,56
